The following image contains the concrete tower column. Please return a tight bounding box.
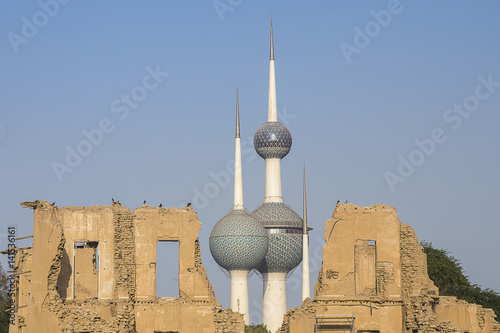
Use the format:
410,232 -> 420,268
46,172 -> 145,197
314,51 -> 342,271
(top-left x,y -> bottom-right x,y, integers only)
230,270 -> 250,324
302,233 -> 310,301
264,158 -> 283,202
262,272 -> 287,331
302,164 -> 311,301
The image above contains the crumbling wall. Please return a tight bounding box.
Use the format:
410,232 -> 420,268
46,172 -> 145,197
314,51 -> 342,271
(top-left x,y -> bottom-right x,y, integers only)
377,260 -> 396,297
281,298 -> 403,333
13,200 -> 243,333
279,298 -> 315,333
283,203 -> 500,333
113,209 -> 136,330
400,223 -> 439,332
133,205 -> 244,333
14,201 -> 136,333
286,204 -> 405,333
430,297 -> 500,333
19,200 -> 64,332
399,223 -> 500,333
314,203 -> 402,299
400,224 -> 438,298
11,247 -> 32,331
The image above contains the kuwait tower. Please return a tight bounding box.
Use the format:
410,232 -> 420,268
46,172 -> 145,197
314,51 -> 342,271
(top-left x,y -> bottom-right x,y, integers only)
209,89 -> 269,325
251,21 -> 303,332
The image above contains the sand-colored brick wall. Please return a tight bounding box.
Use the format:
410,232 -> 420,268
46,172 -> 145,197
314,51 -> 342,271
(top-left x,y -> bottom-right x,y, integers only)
10,200 -> 244,333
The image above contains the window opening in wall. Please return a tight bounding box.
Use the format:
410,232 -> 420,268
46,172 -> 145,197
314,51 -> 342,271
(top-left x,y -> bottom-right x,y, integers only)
156,241 -> 179,298
354,240 -> 377,296
73,241 -> 99,300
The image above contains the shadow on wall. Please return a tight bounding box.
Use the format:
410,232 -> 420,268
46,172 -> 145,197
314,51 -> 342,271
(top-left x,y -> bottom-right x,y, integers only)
56,247 -> 71,299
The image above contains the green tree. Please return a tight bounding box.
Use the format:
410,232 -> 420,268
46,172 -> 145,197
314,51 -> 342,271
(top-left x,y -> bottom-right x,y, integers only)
245,323 -> 271,333
422,241 -> 500,319
0,262 -> 10,333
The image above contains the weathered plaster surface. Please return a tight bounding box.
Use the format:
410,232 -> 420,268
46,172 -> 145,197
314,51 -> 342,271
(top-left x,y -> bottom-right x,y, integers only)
9,201 -> 499,333
281,203 -> 499,333
11,200 -> 243,333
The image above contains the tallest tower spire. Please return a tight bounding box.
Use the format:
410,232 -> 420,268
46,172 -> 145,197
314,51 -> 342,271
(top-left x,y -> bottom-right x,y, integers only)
254,20 -> 292,203
267,18 -> 278,122
252,19 -> 303,333
270,18 -> 274,60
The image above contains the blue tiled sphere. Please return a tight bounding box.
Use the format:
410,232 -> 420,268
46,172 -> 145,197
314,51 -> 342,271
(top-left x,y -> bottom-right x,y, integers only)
209,209 -> 268,271
254,122 -> 292,159
251,202 -> 303,273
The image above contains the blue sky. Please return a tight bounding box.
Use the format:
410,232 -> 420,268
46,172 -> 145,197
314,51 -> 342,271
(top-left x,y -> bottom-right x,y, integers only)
1,0 -> 500,324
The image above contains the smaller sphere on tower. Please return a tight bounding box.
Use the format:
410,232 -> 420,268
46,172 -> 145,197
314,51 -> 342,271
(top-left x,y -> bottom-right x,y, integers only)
254,122 -> 292,159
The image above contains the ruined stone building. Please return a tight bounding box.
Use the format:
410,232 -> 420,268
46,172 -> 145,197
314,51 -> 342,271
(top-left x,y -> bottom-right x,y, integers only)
10,200 -> 244,333
8,200 -> 500,333
280,203 -> 500,333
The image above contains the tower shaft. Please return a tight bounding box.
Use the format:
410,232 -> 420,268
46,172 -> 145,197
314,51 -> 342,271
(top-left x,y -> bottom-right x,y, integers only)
230,270 -> 250,325
302,233 -> 310,301
302,164 -> 311,300
233,137 -> 244,209
234,89 -> 244,209
262,272 -> 287,333
267,59 -> 278,122
264,158 -> 283,202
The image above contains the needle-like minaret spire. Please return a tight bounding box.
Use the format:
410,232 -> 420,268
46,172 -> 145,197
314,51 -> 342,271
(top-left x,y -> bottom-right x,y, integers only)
234,86 -> 243,209
236,86 -> 240,138
268,18 -> 278,122
270,18 -> 274,61
302,162 -> 311,301
303,162 -> 307,235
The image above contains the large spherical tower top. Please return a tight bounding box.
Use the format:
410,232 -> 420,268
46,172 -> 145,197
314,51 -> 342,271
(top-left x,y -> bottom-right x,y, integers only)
209,208 -> 268,271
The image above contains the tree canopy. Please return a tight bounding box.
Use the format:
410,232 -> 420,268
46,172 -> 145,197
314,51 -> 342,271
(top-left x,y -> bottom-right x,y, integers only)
422,241 -> 500,319
0,262 -> 10,333
245,323 -> 271,333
